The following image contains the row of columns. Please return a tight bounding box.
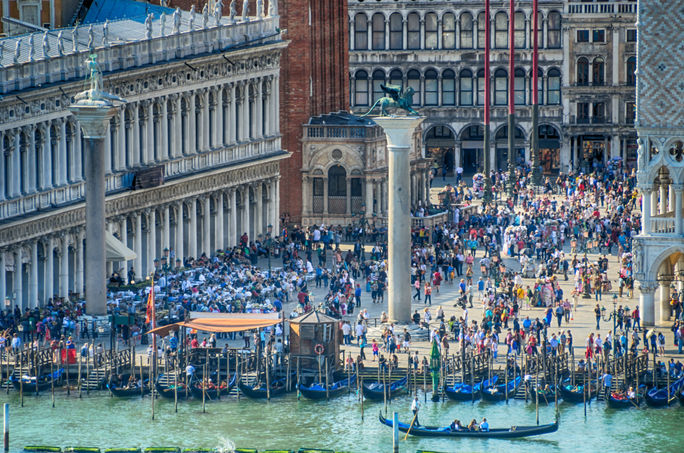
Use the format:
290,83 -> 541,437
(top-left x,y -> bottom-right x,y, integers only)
0,74 -> 280,203
640,183 -> 684,235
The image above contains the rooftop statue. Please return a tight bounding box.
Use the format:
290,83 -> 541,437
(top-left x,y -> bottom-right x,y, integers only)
242,0 -> 249,21
360,84 -> 419,117
172,7 -> 181,34
189,5 -> 196,29
230,0 -> 237,22
215,0 -> 223,25
202,4 -> 209,29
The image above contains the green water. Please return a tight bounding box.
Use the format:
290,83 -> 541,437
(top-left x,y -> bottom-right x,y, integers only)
1,391 -> 682,453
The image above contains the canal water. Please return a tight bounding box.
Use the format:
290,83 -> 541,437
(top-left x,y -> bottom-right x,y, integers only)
1,391 -> 682,453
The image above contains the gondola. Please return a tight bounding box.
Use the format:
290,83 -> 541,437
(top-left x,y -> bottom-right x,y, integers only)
606,392 -> 642,409
189,374 -> 237,400
378,413 -> 559,439
362,375 -> 408,401
526,383 -> 561,404
444,376 -> 497,401
644,376 -> 684,407
298,374 -> 356,400
107,379 -> 150,398
482,376 -> 521,402
559,382 -> 596,403
155,380 -> 190,400
238,377 -> 288,399
11,368 -> 63,393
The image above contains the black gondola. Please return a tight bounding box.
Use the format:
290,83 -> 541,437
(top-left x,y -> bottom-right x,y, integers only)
299,374 -> 356,400
155,381 -> 190,400
559,382 -> 596,403
444,376 -> 497,401
189,374 -> 237,400
11,369 -> 63,393
527,383 -> 561,404
237,377 -> 288,399
378,413 -> 559,439
644,376 -> 684,407
108,380 -> 150,398
482,376 -> 521,402
606,392 -> 642,409
362,376 -> 408,401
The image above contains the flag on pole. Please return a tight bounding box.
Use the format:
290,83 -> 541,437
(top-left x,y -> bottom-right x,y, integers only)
145,280 -> 156,329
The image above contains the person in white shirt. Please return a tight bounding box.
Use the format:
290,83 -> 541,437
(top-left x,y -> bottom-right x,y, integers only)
411,396 -> 421,426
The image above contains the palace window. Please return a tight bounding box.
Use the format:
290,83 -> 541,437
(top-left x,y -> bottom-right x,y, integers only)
354,70 -> 369,106
494,69 -> 508,105
407,13 -> 420,50
442,69 -> 456,106
389,13 -> 403,49
577,30 -> 589,43
425,13 -> 438,49
514,12 -> 525,48
442,13 -> 456,49
354,14 -> 368,50
459,69 -> 473,106
477,68 -> 485,106
424,69 -> 438,105
371,13 -> 385,50
547,11 -> 561,48
577,57 -> 589,86
592,57 -> 605,86
477,12 -> 485,49
514,68 -> 526,105
372,70 -> 386,103
530,68 -> 544,105
626,57 -> 636,86
460,12 -> 473,49
407,69 -> 421,105
592,29 -> 605,43
495,12 -> 508,49
547,68 -> 561,105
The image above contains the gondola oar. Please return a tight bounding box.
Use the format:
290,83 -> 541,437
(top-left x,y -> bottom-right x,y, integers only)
402,412 -> 418,441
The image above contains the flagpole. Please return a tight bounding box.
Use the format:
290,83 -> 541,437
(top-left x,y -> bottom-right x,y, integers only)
483,0 -> 492,205
147,277 -> 157,420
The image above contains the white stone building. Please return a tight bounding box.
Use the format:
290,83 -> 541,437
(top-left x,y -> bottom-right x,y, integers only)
347,0 -> 638,176
0,8 -> 287,308
633,1 -> 684,327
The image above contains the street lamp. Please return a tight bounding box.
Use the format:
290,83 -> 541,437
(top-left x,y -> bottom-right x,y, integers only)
601,294 -> 619,355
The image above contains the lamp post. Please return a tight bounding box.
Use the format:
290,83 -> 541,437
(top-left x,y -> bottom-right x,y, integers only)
601,295 -> 618,357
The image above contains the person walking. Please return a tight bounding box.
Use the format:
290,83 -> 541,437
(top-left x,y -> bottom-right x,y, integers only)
413,279 -> 421,301
424,282 -> 432,305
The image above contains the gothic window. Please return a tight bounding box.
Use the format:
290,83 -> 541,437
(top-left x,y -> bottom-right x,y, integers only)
495,12 -> 508,49
476,68 -> 485,106
354,70 -> 369,106
372,70 -> 386,103
354,14 -> 368,50
389,69 -> 403,87
460,12 -> 473,49
547,68 -> 561,105
424,69 -> 438,105
442,13 -> 456,49
593,102 -> 606,123
625,102 -> 635,124
425,13 -> 438,49
407,13 -> 420,50
593,57 -> 605,86
372,13 -> 385,50
577,57 -> 589,86
534,10 -> 543,47
389,13 -> 403,50
459,69 -> 473,105
530,68 -> 543,105
626,57 -> 636,86
514,68 -> 526,105
407,69 -> 421,105
477,12 -> 485,49
547,11 -> 561,48
442,69 -> 456,106
494,69 -> 508,105
514,12 -> 525,48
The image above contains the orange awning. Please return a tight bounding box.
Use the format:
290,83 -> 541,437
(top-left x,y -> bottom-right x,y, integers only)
148,317 -> 282,337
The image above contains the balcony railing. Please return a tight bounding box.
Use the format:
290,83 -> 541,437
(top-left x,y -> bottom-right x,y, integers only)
651,218 -> 675,234
566,1 -> 637,15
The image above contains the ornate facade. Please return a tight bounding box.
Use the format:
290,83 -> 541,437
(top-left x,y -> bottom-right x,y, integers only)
633,0 -> 684,326
0,7 -> 287,308
347,0 -> 637,175
300,112 -> 430,226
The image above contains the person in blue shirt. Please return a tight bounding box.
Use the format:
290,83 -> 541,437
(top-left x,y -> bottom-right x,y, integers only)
479,418 -> 489,432
522,317 -> 532,333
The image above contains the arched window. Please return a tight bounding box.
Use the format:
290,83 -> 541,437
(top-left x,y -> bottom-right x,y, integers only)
372,13 -> 385,50
626,57 -> 636,86
442,12 -> 456,49
354,14 -> 368,50
389,13 -> 403,50
514,12 -> 525,48
389,69 -> 403,87
372,70 -> 386,103
460,12 -> 473,49
495,12 -> 508,49
577,57 -> 589,86
407,13 -> 420,50
494,68 -> 508,105
407,69 -> 421,105
425,69 -> 438,105
354,70 -> 369,106
459,69 -> 473,105
593,57 -> 605,86
442,69 -> 456,106
425,13 -> 438,49
534,10 -> 543,48
547,11 -> 561,48
531,68 -> 544,105
477,12 -> 485,49
477,68 -> 486,105
514,68 -> 526,105
547,69 -> 561,104
328,165 -> 347,214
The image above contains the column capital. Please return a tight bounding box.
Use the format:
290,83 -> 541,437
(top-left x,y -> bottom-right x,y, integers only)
672,183 -> 684,191
637,280 -> 659,294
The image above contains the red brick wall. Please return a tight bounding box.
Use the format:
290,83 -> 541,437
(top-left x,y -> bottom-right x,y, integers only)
160,1 -> 349,223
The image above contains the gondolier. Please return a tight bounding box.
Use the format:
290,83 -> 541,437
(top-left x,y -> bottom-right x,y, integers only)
411,396 -> 421,426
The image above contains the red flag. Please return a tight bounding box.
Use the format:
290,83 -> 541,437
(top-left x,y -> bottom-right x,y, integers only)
145,281 -> 156,328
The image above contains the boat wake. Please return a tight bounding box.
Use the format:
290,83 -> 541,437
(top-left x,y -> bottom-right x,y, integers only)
216,437 -> 236,453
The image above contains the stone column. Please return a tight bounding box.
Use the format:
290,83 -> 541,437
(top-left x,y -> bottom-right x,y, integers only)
255,184 -> 263,236
104,121 -> 112,174
255,79 -> 263,138
642,186 -> 652,234
163,205 -> 171,254
59,121 -> 67,185
323,178 -> 329,215
373,116 -> 424,323
176,202 -> 185,264
188,93 -> 197,154
658,282 -> 671,324
173,95 -> 182,157
148,209 -> 157,276
676,184 -> 684,235
230,84 -> 238,143
42,124 -> 53,189
203,196 -> 211,256
134,213 -> 143,279
74,232 -> 84,297
216,193 -> 225,251
0,250 -> 5,305
659,183 -> 667,214
132,104 -> 140,166
30,241 -> 38,308
638,281 -> 657,327
230,189 -> 238,247
161,98 -> 169,161
274,76 -> 281,133
45,238 -> 54,304
14,248 -> 23,309
119,217 -> 128,275
202,90 -> 210,150
189,198 -> 198,259
243,187 -> 251,241
59,236 -> 69,300
365,178 -> 374,218
69,96 -> 118,315
216,88 -> 224,147
146,101 -> 154,162
27,126 -> 37,193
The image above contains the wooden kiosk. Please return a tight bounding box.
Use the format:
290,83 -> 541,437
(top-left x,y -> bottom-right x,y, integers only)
289,311 -> 340,378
